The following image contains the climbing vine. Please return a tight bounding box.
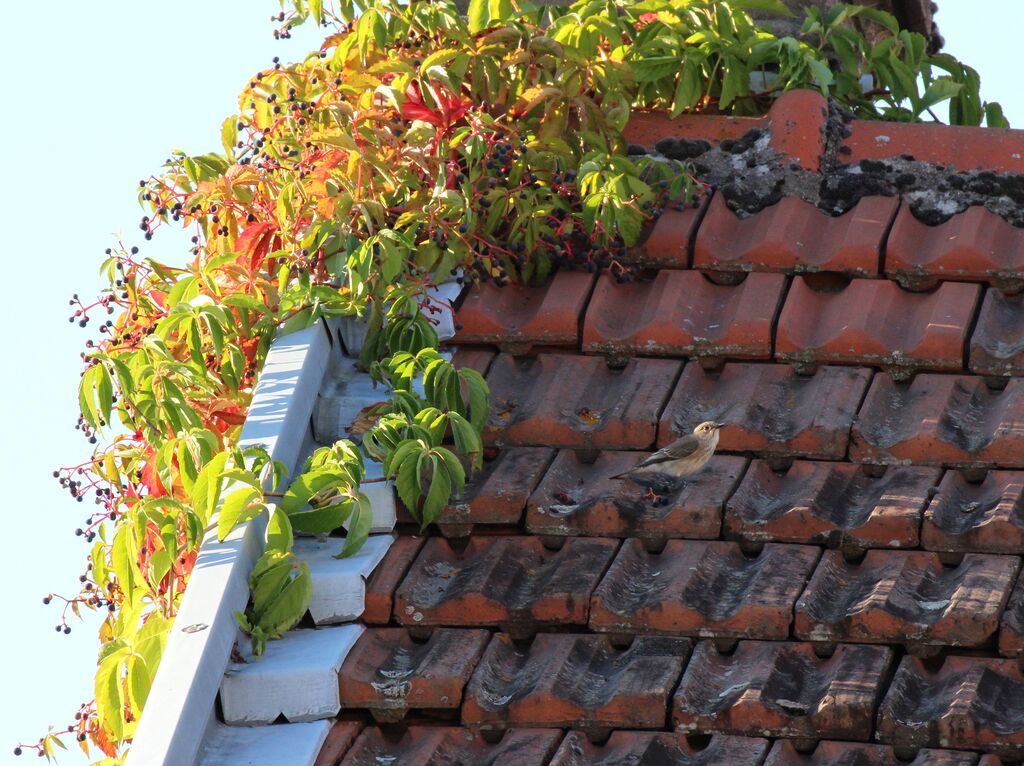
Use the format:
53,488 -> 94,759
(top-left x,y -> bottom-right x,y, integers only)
20,0 -> 1005,761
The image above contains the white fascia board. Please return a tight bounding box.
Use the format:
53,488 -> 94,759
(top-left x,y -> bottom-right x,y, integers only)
126,322 -> 332,766
197,720 -> 332,766
220,625 -> 363,725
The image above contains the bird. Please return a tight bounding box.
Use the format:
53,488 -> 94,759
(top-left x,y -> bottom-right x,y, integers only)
609,421 -> 725,481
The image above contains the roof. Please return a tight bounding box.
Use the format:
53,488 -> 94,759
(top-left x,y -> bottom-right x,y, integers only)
131,89 -> 1024,766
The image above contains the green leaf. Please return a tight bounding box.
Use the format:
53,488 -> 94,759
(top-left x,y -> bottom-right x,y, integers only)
421,454 -> 451,526
396,449 -> 422,517
468,0 -> 488,33
190,451 -> 228,527
919,77 -> 964,113
220,116 -> 236,160
217,486 -> 264,541
336,492 -> 372,558
265,509 -> 294,553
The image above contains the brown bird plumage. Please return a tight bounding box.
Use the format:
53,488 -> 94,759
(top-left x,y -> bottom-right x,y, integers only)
609,421 -> 724,480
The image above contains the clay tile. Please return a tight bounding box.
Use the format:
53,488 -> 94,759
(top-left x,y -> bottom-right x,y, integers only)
527,450 -> 745,542
694,195 -> 897,276
337,628 -> 490,722
338,726 -> 564,766
886,206 -> 1024,291
979,757 -> 1011,766
463,633 -> 690,733
725,460 -> 938,549
877,655 -> 1024,754
623,111 -> 767,151
550,731 -> 770,766
583,271 -> 785,362
776,277 -> 980,376
795,549 -> 1019,649
922,470 -> 1024,554
362,536 -> 425,625
673,640 -> 893,741
970,289 -> 1024,377
841,119 -> 1024,175
659,363 -> 871,459
766,90 -> 828,172
450,346 -> 496,377
486,354 -> 682,450
314,721 -> 364,766
392,536 -> 618,635
452,270 -> 595,353
998,568 -> 1024,658
436,447 -> 555,537
590,539 -> 819,640
850,374 -> 1024,468
632,194 -> 709,269
764,740 -> 979,766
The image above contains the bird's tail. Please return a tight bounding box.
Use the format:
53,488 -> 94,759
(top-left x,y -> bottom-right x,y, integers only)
608,472 -> 629,480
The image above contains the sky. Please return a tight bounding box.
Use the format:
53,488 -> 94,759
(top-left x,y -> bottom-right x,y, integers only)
0,1 -> 1021,763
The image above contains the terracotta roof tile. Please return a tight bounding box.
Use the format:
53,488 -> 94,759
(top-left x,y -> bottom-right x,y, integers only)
922,470 -> 1024,554
337,628 -> 489,721
526,450 -> 745,542
462,633 -> 690,732
673,640 -> 893,740
337,726 -> 564,766
550,731 -> 770,766
998,568 -> 1024,658
659,363 -> 872,459
850,374 -> 1024,468
452,271 -> 595,353
841,119 -> 1024,174
198,92 -> 1024,763
436,447 -> 555,537
725,461 -> 938,549
392,536 -> 617,635
885,205 -> 1024,291
794,550 -> 1019,648
764,740 -> 980,766
694,195 -> 897,277
590,539 -> 819,640
361,535 -> 425,625
582,270 -> 784,362
485,353 -> 681,449
632,195 -> 709,269
877,655 -> 1024,754
776,277 -> 980,376
313,721 -> 364,766
624,110 -> 767,150
450,346 -> 496,376
969,289 -> 1024,377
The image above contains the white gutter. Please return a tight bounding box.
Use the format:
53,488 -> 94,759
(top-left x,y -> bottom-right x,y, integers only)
126,321 -> 332,766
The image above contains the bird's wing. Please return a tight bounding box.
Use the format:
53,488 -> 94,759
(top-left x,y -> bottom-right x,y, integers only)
633,435 -> 700,469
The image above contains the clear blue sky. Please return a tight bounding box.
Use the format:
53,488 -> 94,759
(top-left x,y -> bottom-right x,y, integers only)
0,1 -> 1020,762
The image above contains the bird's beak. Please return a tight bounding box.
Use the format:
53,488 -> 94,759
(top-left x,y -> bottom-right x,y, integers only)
714,422 -> 726,429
